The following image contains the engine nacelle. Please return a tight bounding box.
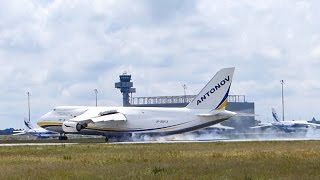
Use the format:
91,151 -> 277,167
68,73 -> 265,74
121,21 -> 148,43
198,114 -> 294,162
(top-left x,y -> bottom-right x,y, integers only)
62,121 -> 86,132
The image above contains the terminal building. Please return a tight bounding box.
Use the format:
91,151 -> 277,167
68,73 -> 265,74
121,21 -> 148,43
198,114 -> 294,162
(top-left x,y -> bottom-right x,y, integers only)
115,73 -> 258,131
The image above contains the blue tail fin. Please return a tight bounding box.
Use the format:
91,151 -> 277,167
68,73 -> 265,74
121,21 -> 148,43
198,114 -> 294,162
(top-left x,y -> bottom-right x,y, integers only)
271,108 -> 280,122
24,118 -> 33,130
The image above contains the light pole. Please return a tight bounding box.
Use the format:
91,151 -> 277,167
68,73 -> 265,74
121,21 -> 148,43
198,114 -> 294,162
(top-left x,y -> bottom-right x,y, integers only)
182,84 -> 187,103
280,80 -> 285,121
94,89 -> 98,107
27,92 -> 31,122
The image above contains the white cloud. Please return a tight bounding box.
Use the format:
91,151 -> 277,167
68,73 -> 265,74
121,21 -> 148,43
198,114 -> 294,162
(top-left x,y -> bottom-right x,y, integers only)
310,44 -> 320,58
0,0 -> 320,128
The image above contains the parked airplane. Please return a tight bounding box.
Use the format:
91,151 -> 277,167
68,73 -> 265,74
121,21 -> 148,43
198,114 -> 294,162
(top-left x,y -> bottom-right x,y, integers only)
251,108 -> 320,132
308,117 -> 320,124
37,67 -> 238,141
13,118 -> 60,138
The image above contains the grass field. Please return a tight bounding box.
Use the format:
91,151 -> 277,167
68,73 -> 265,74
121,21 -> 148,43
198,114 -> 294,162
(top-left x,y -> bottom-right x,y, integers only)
1,140 -> 320,179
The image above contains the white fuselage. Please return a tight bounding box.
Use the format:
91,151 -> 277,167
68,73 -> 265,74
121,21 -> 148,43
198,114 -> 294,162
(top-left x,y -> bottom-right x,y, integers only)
37,106 -> 236,137
14,127 -> 60,138
26,128 -> 60,138
37,67 -> 237,138
271,121 -> 316,132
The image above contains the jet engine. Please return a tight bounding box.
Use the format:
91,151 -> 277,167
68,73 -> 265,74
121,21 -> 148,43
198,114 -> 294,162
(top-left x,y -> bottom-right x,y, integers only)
62,121 -> 87,132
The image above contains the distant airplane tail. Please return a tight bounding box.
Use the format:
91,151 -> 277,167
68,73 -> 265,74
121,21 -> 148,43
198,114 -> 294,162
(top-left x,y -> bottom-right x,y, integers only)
24,118 -> 33,130
272,108 -> 280,122
186,67 -> 235,110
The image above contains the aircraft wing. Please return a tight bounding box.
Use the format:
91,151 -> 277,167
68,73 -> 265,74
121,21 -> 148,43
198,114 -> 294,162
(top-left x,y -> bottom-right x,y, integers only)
211,123 -> 234,130
197,110 -> 236,117
304,122 -> 320,128
250,124 -> 272,129
286,121 -> 320,128
13,130 -> 24,133
69,111 -> 127,124
12,131 -> 27,136
90,113 -> 127,122
62,111 -> 127,132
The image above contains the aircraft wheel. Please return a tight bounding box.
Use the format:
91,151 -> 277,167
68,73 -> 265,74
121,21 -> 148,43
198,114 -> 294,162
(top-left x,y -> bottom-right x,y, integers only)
59,135 -> 68,140
105,136 -> 109,142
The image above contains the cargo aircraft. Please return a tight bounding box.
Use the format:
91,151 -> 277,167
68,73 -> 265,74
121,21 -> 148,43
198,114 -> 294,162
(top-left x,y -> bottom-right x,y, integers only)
251,108 -> 320,132
37,67 -> 237,141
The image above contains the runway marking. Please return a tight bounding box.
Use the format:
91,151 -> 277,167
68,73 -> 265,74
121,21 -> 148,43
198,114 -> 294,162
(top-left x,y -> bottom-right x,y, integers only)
0,143 -> 78,147
109,137 -> 320,144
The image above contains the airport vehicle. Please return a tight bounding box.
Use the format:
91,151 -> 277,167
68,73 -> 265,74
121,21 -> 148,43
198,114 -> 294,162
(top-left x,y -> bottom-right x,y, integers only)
13,118 -> 60,138
37,67 -> 237,141
251,108 -> 320,132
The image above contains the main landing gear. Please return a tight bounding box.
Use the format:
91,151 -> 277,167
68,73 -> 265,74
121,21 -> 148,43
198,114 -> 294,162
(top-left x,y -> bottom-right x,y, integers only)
105,136 -> 120,142
104,134 -> 132,142
59,133 -> 68,140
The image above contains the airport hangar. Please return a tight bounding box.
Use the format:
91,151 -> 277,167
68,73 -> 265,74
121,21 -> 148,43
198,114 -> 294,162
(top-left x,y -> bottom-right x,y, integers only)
115,73 -> 259,131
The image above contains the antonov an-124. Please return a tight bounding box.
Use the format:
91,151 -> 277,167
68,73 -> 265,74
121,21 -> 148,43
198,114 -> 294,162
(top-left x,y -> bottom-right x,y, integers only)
37,67 -> 237,142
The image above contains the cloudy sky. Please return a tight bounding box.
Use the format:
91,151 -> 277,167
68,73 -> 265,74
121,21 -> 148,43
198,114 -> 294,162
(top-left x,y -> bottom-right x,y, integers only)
1,0 -> 320,129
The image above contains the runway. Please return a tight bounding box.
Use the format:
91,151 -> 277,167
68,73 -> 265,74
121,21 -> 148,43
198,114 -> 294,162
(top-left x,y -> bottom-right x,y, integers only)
110,137 -> 320,144
1,137 -> 320,146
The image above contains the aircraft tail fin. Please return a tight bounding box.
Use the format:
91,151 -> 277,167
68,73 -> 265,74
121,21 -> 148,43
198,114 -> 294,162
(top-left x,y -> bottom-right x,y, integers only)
24,118 -> 33,130
272,108 -> 281,122
186,67 -> 235,110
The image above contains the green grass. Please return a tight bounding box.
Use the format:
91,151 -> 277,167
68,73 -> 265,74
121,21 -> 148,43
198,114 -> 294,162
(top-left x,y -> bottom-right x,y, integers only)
0,137 -> 105,144
1,141 -> 320,179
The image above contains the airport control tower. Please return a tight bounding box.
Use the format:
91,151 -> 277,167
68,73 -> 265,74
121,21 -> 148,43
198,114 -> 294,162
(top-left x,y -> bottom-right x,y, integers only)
115,72 -> 136,106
